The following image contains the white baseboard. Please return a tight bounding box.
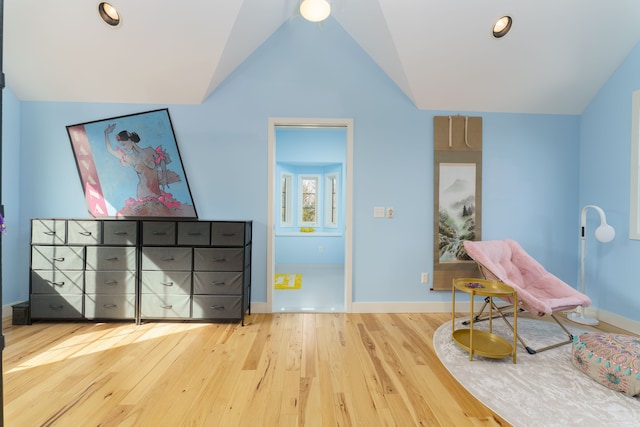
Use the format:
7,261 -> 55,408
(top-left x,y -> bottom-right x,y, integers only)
594,308 -> 640,335
2,304 -> 13,320
6,301 -> 638,335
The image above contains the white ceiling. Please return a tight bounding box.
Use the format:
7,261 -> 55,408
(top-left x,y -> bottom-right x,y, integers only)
5,0 -> 640,114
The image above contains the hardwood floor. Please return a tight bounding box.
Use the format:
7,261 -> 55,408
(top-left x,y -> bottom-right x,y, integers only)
2,313 -> 513,426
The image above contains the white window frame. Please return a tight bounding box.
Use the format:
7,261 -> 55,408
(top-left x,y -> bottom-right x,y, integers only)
280,172 -> 293,227
631,90 -> 640,239
298,174 -> 320,226
324,172 -> 339,228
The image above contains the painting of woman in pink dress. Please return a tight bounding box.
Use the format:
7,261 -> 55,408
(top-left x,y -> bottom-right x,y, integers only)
67,109 -> 197,218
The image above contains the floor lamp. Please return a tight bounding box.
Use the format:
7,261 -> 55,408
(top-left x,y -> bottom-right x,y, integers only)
568,205 -> 615,326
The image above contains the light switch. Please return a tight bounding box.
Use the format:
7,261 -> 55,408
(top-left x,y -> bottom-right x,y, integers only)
374,207 -> 385,218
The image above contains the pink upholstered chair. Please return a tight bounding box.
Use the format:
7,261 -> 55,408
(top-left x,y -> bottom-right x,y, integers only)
463,239 -> 591,354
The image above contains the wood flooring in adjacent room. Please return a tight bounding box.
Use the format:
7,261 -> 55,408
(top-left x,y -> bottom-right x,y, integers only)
2,313 -> 509,426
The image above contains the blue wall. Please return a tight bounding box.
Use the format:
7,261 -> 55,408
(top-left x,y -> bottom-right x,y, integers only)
3,17 -> 594,313
2,86 -> 22,306
580,42 -> 640,320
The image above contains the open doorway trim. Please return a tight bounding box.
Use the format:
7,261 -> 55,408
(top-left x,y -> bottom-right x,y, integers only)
267,118 -> 353,313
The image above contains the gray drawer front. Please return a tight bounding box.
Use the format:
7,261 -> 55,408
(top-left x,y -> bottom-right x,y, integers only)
194,248 -> 244,271
31,219 -> 66,245
140,294 -> 191,318
211,222 -> 246,246
31,294 -> 83,319
85,295 -> 135,319
142,247 -> 192,271
85,271 -> 136,294
193,272 -> 243,295
143,222 -> 176,245
67,220 -> 102,245
31,246 -> 84,270
192,295 -> 242,319
31,270 -> 83,294
178,222 -> 210,246
141,271 -> 191,295
103,221 -> 138,245
86,246 -> 137,271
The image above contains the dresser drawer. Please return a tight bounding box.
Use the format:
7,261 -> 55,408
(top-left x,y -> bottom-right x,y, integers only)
192,295 -> 242,319
140,294 -> 191,318
67,220 -> 102,245
31,270 -> 83,294
85,294 -> 135,319
141,271 -> 191,295
31,294 -> 83,319
31,246 -> 84,270
211,222 -> 246,246
103,221 -> 138,245
142,222 -> 176,245
178,222 -> 210,246
142,247 -> 192,271
193,272 -> 243,295
86,246 -> 137,271
85,271 -> 136,294
194,248 -> 244,271
31,219 -> 66,245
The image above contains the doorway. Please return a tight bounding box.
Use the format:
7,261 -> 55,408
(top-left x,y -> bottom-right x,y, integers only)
267,118 -> 353,313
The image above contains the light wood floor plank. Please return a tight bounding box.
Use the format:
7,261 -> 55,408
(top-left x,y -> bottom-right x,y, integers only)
1,313 -> 519,426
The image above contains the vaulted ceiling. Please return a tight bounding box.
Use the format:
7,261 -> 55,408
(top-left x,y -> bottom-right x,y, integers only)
5,1 -> 640,114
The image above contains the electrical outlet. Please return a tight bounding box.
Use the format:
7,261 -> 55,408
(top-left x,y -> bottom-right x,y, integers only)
386,207 -> 394,218
421,272 -> 429,284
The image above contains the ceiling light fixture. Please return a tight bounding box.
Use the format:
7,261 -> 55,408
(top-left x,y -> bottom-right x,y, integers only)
98,2 -> 121,27
300,0 -> 331,23
492,16 -> 512,38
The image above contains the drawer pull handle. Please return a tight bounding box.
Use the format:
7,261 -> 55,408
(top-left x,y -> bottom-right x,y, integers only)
52,257 -> 65,262
44,231 -> 57,236
105,257 -> 119,261
211,282 -> 226,286
79,231 -> 93,236
104,280 -> 118,286
161,305 -> 173,309
211,258 -> 226,263
152,231 -> 168,236
49,305 -> 65,310
222,233 -> 236,237
103,304 -> 118,309
161,282 -> 174,287
161,257 -> 175,262
113,231 -> 128,235
48,281 -> 65,287
211,305 -> 225,310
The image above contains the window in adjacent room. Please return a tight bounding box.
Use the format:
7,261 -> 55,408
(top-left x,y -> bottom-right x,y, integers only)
324,173 -> 338,228
281,173 -> 293,227
299,175 -> 319,225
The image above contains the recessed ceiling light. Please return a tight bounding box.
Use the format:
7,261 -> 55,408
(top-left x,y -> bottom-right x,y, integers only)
492,16 -> 512,38
98,2 -> 121,27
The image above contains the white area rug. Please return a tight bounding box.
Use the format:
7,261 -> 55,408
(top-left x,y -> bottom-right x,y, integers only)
434,317 -> 640,426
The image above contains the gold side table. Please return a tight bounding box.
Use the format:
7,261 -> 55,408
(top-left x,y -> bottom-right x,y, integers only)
451,278 -> 517,363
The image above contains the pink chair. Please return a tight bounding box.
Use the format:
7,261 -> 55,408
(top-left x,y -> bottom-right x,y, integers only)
463,239 -> 591,354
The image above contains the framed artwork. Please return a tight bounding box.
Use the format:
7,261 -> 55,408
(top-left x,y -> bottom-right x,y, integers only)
67,108 -> 197,218
432,116 -> 482,290
438,163 -> 477,263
